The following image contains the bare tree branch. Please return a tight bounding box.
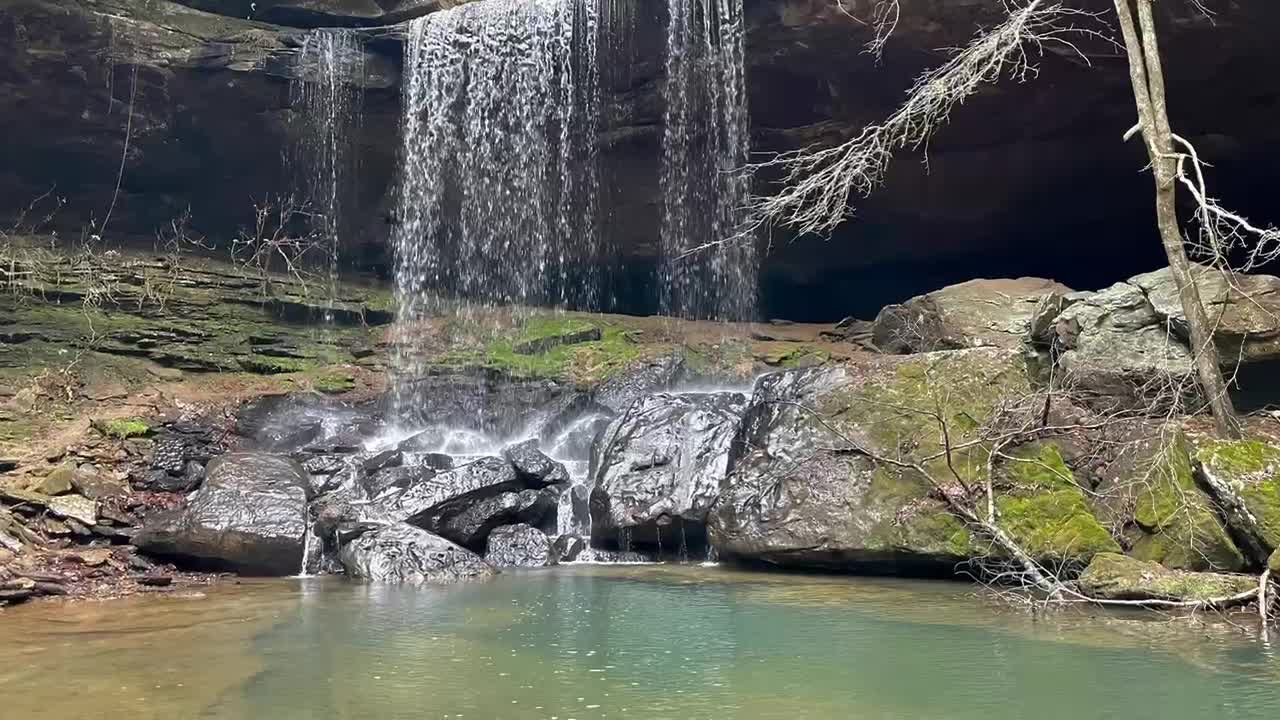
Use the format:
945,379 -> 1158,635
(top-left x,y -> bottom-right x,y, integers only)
739,0 -> 1106,244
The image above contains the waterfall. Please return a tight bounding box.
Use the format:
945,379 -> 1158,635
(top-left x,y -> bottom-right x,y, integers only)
658,0 -> 755,322
392,0 -> 601,420
288,29 -> 365,313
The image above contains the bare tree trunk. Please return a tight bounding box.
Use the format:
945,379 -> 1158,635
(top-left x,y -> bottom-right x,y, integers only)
1113,0 -> 1241,439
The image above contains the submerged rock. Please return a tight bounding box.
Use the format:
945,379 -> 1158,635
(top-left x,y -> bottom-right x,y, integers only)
590,392 -> 745,550
133,453 -> 310,575
1076,553 -> 1256,602
484,524 -> 553,568
340,523 -> 495,585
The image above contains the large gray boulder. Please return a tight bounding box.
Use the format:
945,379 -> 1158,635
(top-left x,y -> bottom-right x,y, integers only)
1038,265 -> 1280,412
589,391 -> 746,550
1132,266 -> 1280,365
708,349 -> 1118,573
873,277 -> 1071,354
502,440 -> 570,486
484,524 -> 553,568
1046,280 -> 1197,412
339,523 -> 495,584
133,452 -> 311,575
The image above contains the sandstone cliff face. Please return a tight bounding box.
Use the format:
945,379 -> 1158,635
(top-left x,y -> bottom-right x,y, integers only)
3,0 -> 1278,318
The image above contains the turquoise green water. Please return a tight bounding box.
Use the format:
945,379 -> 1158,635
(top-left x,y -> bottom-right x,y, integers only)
3,565 -> 1279,719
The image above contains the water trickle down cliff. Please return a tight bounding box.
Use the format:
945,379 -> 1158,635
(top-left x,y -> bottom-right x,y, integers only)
659,0 -> 755,322
287,29 -> 366,312
391,0 -> 602,418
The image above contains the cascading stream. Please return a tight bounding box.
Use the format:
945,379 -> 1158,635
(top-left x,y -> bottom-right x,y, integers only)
659,0 -> 755,322
287,29 -> 364,314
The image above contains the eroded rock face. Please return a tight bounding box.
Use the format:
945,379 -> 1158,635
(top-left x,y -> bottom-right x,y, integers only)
174,0 -> 447,27
133,452 -> 310,574
484,523 -> 552,568
873,277 -> 1071,353
592,355 -> 686,414
339,523 -> 495,584
709,349 -> 1117,574
590,392 -> 746,550
1,0 -> 399,242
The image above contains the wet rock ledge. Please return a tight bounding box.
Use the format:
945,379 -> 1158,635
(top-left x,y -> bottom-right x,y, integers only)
5,255 -> 1280,611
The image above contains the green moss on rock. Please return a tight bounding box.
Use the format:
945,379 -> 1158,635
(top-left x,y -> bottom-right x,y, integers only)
93,418 -> 151,439
813,350 -> 1121,565
995,444 -> 1120,564
238,355 -> 311,374
461,313 -> 655,385
1131,434 -> 1245,572
308,371 -> 356,394
1077,552 -> 1256,602
861,466 -> 981,559
1196,438 -> 1280,552
829,349 -> 1031,487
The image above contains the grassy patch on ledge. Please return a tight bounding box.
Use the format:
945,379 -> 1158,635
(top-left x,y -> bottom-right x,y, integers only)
427,312 -> 666,386
92,417 -> 152,439
482,315 -> 650,385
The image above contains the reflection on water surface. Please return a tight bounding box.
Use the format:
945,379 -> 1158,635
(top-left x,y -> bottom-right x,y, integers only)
2,566 -> 1277,719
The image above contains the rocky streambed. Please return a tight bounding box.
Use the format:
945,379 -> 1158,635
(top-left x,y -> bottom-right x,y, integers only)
4,255 -> 1280,614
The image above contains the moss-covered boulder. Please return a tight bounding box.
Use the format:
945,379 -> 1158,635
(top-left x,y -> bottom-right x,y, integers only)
708,348 -> 1115,574
993,444 -> 1119,567
1195,438 -> 1280,557
1093,431 -> 1244,572
1077,553 -> 1256,602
